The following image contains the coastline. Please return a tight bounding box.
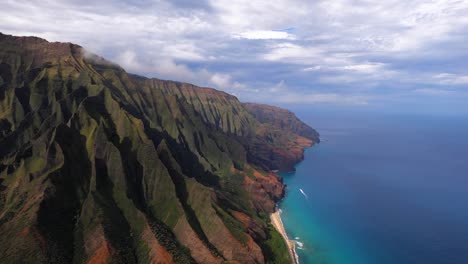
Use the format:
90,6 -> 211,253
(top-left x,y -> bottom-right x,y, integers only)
270,210 -> 299,264
269,139 -> 316,264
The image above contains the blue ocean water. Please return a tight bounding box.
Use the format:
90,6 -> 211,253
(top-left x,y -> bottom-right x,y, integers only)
279,110 -> 468,264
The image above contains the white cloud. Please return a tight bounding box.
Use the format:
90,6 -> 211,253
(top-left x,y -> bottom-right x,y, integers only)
233,30 -> 295,40
303,66 -> 322,72
341,63 -> 385,73
114,49 -> 249,92
433,73 -> 468,85
209,0 -> 309,30
115,50 -> 142,72
209,73 -> 231,88
161,43 -> 207,61
269,80 -> 286,92
262,43 -> 324,63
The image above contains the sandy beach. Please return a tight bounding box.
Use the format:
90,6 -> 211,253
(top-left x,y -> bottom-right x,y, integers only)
270,210 -> 298,264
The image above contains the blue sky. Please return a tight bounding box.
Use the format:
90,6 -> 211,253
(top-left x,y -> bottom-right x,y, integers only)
1,0 -> 468,113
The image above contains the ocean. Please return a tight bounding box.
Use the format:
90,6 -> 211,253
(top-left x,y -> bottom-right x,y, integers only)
279,109 -> 468,264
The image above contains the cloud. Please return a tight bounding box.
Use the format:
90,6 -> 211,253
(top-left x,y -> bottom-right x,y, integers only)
303,66 -> 322,72
161,43 -> 207,61
341,63 -> 385,73
433,73 -> 468,85
115,50 -> 142,72
262,43 -> 324,62
208,73 -> 250,91
209,73 -> 231,88
2,0 -> 468,110
269,80 -> 286,92
114,49 -> 249,93
168,0 -> 212,10
233,30 -> 295,40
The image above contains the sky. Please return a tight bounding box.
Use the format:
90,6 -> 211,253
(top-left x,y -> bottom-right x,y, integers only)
1,0 -> 468,114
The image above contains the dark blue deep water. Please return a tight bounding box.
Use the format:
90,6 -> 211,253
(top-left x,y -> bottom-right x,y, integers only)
279,110 -> 468,264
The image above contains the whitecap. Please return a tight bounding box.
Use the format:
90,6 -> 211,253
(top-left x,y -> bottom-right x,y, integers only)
294,250 -> 300,263
295,240 -> 304,250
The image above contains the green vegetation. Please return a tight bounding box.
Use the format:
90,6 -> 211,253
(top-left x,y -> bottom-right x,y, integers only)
214,205 -> 248,245
147,217 -> 194,263
259,224 -> 292,264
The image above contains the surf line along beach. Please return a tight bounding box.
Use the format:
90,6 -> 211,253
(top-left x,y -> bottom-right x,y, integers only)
270,209 -> 299,264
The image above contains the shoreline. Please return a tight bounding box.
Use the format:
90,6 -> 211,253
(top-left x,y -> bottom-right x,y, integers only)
269,139 -> 316,263
270,210 -> 299,264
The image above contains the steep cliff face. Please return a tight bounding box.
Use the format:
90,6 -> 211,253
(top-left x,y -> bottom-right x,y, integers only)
0,33 -> 317,264
243,103 -> 320,143
242,103 -> 319,172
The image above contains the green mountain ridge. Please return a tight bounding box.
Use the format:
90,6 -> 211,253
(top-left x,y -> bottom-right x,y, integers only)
0,33 -> 318,264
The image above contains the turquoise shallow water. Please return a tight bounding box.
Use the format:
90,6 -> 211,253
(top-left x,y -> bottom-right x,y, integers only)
279,110 -> 468,264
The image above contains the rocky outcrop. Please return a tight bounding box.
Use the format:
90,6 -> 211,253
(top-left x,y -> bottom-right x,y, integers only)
0,33 -> 318,264
243,102 -> 320,142
243,103 -> 319,171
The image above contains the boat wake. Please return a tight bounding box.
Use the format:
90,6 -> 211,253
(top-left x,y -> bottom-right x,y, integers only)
299,188 -> 308,199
